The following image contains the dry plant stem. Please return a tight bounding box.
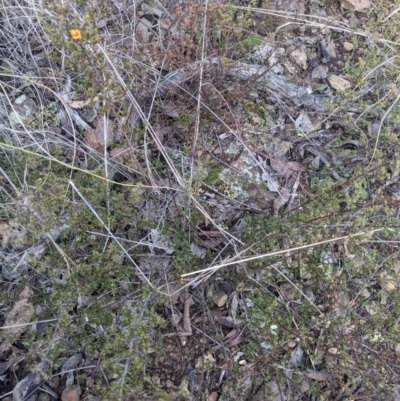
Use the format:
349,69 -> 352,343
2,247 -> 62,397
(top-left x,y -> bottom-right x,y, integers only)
97,50 -> 184,187
182,290 -> 193,336
285,174 -> 300,213
190,0 -> 208,182
354,91 -> 392,126
0,318 -> 59,331
176,242 -> 260,292
181,228 -> 386,278
384,7 -> 400,21
46,233 -> 73,275
361,55 -> 398,83
143,41 -> 172,189
0,141 -> 169,190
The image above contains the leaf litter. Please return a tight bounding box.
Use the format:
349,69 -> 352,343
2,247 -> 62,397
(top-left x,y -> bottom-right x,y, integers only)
1,0 -> 400,400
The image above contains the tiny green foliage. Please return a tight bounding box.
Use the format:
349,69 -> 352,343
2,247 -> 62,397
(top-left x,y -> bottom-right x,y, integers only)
240,34 -> 262,47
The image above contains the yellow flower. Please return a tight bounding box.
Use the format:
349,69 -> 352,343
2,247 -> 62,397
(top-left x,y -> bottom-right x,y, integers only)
69,29 -> 82,40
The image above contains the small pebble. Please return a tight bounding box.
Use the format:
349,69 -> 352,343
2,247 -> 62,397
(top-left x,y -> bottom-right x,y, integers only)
61,385 -> 81,401
328,347 -> 338,355
343,42 -> 354,52
37,393 -> 51,401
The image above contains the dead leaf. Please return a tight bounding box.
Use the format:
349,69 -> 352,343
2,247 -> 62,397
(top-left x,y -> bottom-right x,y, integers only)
289,343 -> 304,367
0,286 -> 34,353
296,113 -> 314,134
194,236 -> 223,250
190,242 -> 206,258
289,48 -> 308,69
379,271 -> 397,291
65,98 -> 98,109
161,101 -> 180,118
62,354 -> 82,386
85,128 -> 101,149
304,369 -> 332,382
273,188 -> 290,215
339,0 -> 371,13
13,373 -> 42,401
209,392 -> 218,401
270,158 -> 288,174
213,290 -> 228,307
225,329 -> 244,347
215,316 -> 243,328
61,353 -> 82,373
149,229 -> 174,254
286,161 -> 308,171
136,18 -> 152,43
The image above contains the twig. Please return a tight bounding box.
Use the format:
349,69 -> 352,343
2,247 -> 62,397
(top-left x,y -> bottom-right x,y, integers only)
181,228 -> 386,278
182,290 -> 193,336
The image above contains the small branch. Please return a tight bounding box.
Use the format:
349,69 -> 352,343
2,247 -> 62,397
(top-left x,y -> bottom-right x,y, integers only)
182,291 -> 193,336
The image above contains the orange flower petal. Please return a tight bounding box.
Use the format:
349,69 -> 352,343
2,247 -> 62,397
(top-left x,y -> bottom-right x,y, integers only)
69,29 -> 82,40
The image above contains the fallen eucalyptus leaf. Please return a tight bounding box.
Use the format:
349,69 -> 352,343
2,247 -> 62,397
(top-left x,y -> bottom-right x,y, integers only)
13,373 -> 42,401
290,343 -> 305,367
